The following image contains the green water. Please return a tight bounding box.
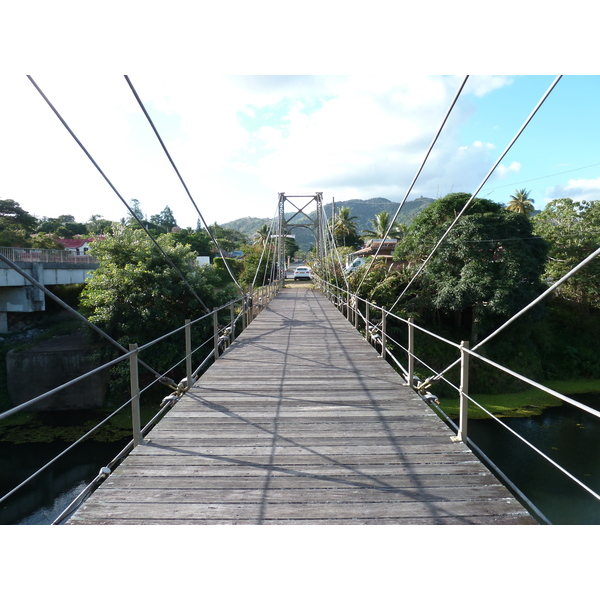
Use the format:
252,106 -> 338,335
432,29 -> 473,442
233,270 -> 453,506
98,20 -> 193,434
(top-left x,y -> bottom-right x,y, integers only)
459,393 -> 600,524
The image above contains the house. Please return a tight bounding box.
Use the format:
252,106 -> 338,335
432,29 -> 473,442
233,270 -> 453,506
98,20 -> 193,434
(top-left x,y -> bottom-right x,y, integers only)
57,238 -> 94,256
345,238 -> 399,272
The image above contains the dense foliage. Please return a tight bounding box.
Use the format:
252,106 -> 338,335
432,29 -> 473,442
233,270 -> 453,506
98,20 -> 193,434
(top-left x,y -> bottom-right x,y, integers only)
79,226 -> 239,390
336,192 -> 600,395
3,192 -> 600,398
533,198 -> 600,310
395,193 -> 548,342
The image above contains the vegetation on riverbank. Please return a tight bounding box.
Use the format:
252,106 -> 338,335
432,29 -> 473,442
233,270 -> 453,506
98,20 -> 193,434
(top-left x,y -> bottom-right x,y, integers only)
437,379 -> 600,420
0,395 -> 162,444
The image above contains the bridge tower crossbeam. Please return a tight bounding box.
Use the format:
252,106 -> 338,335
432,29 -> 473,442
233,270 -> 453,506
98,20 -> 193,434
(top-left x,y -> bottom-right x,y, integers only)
277,192 -> 324,273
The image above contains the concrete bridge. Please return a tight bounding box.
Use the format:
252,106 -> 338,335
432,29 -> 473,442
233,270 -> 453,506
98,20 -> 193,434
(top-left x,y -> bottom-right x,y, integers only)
0,247 -> 99,333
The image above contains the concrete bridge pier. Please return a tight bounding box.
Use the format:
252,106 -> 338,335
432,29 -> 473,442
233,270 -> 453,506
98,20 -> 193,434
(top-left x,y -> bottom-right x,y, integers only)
0,260 -> 98,333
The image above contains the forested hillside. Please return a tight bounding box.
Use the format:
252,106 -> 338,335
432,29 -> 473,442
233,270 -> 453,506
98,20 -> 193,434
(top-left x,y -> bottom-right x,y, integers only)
221,196 -> 435,252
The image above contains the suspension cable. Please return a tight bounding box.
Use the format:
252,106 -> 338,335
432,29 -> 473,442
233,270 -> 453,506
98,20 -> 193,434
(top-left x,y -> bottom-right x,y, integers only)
389,75 -> 563,313
355,75 -> 470,296
322,202 -> 348,289
424,242 -> 600,386
251,212 -> 277,289
0,250 -> 175,387
124,75 -> 244,294
27,75 -> 211,314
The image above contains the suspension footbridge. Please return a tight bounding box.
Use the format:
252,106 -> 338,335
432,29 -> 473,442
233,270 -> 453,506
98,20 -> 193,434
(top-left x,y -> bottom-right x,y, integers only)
2,75 -> 600,525
65,286 -> 536,525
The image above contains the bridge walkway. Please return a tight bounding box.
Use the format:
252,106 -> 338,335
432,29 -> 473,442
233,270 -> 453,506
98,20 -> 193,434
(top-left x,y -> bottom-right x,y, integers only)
67,286 -> 537,524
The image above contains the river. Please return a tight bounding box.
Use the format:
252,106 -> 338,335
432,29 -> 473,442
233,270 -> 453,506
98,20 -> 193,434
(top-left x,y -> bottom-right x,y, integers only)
460,392 -> 600,525
2,394 -> 600,525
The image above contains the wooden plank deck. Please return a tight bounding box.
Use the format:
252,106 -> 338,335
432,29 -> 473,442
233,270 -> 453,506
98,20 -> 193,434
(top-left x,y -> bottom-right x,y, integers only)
67,286 -> 537,525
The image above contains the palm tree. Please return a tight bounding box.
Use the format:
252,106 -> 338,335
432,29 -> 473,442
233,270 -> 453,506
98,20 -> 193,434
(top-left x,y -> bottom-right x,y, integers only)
362,211 -> 406,241
506,188 -> 535,217
253,223 -> 271,245
332,206 -> 360,247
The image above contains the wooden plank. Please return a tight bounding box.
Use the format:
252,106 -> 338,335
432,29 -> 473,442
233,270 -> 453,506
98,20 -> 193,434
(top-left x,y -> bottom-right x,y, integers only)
67,287 -> 538,525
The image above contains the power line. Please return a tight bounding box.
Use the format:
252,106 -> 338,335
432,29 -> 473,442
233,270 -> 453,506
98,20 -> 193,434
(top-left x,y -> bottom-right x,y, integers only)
389,75 -> 564,313
27,75 -> 211,314
485,162 -> 600,194
355,75 -> 470,296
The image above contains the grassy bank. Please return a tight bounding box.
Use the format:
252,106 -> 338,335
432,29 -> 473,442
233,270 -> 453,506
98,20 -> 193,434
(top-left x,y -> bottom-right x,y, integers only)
437,379 -> 600,420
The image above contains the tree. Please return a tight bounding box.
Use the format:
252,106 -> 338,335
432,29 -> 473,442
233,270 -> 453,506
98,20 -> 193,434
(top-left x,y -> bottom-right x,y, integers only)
122,198 -> 155,231
28,233 -> 65,249
37,215 -> 88,238
165,227 -> 212,257
235,244 -> 273,287
394,192 -> 548,343
284,233 -> 300,261
208,223 -> 248,254
150,205 -> 178,233
80,225 -> 238,387
129,198 -> 145,221
0,198 -> 38,231
362,211 -> 406,241
253,223 -> 272,246
332,206 -> 362,248
507,188 -> 535,217
86,214 -> 117,235
533,198 -> 600,309
0,199 -> 38,246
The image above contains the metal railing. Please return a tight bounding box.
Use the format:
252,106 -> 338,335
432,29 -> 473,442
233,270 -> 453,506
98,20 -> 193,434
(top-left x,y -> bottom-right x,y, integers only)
0,246 -> 99,265
315,276 -> 600,524
0,280 -> 281,524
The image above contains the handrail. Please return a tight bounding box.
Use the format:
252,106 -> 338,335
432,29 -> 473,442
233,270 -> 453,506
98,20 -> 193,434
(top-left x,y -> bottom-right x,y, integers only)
313,274 -> 600,518
0,280 -> 281,522
0,246 -> 99,264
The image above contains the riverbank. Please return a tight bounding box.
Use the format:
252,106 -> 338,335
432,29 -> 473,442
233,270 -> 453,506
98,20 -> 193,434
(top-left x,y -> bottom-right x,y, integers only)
438,379 -> 600,419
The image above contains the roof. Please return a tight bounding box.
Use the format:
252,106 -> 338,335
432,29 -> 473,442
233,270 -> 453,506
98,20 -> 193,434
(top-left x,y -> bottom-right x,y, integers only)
57,238 -> 93,249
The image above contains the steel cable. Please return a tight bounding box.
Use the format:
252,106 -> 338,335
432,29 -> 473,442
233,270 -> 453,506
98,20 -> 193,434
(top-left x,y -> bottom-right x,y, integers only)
355,75 -> 470,296
124,75 -> 244,294
27,75 -> 211,314
389,75 -> 563,313
0,251 -> 174,386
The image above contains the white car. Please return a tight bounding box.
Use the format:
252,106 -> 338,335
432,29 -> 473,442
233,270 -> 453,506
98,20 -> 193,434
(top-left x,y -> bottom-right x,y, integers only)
293,266 -> 312,280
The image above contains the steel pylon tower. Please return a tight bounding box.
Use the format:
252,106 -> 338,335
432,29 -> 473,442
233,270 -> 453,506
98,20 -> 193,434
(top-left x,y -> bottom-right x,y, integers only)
277,192 -> 324,279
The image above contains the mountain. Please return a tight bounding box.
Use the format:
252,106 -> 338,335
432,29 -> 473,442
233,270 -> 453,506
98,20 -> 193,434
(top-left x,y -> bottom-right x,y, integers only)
220,196 -> 436,253
219,216 -> 271,238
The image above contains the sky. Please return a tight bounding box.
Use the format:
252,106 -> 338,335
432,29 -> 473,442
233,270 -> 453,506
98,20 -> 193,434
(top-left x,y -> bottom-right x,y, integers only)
3,73 -> 599,230
1,4 -> 599,235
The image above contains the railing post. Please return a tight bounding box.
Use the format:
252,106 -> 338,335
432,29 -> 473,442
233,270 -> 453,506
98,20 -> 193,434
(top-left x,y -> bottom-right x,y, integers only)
346,284 -> 351,322
129,343 -> 142,447
452,341 -> 470,443
380,306 -> 387,359
407,317 -> 414,388
213,309 -> 220,361
248,285 -> 254,324
355,296 -> 360,330
242,295 -> 247,331
230,303 -> 236,344
185,319 -> 192,389
365,301 -> 370,340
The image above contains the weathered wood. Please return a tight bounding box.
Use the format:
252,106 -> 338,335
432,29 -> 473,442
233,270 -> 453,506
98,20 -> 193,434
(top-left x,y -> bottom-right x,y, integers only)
67,287 -> 537,525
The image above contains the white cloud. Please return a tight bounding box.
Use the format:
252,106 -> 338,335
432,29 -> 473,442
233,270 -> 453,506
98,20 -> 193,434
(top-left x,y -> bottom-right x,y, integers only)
545,177 -> 600,201
496,161 -> 522,177
0,74 -> 513,226
467,76 -> 514,97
